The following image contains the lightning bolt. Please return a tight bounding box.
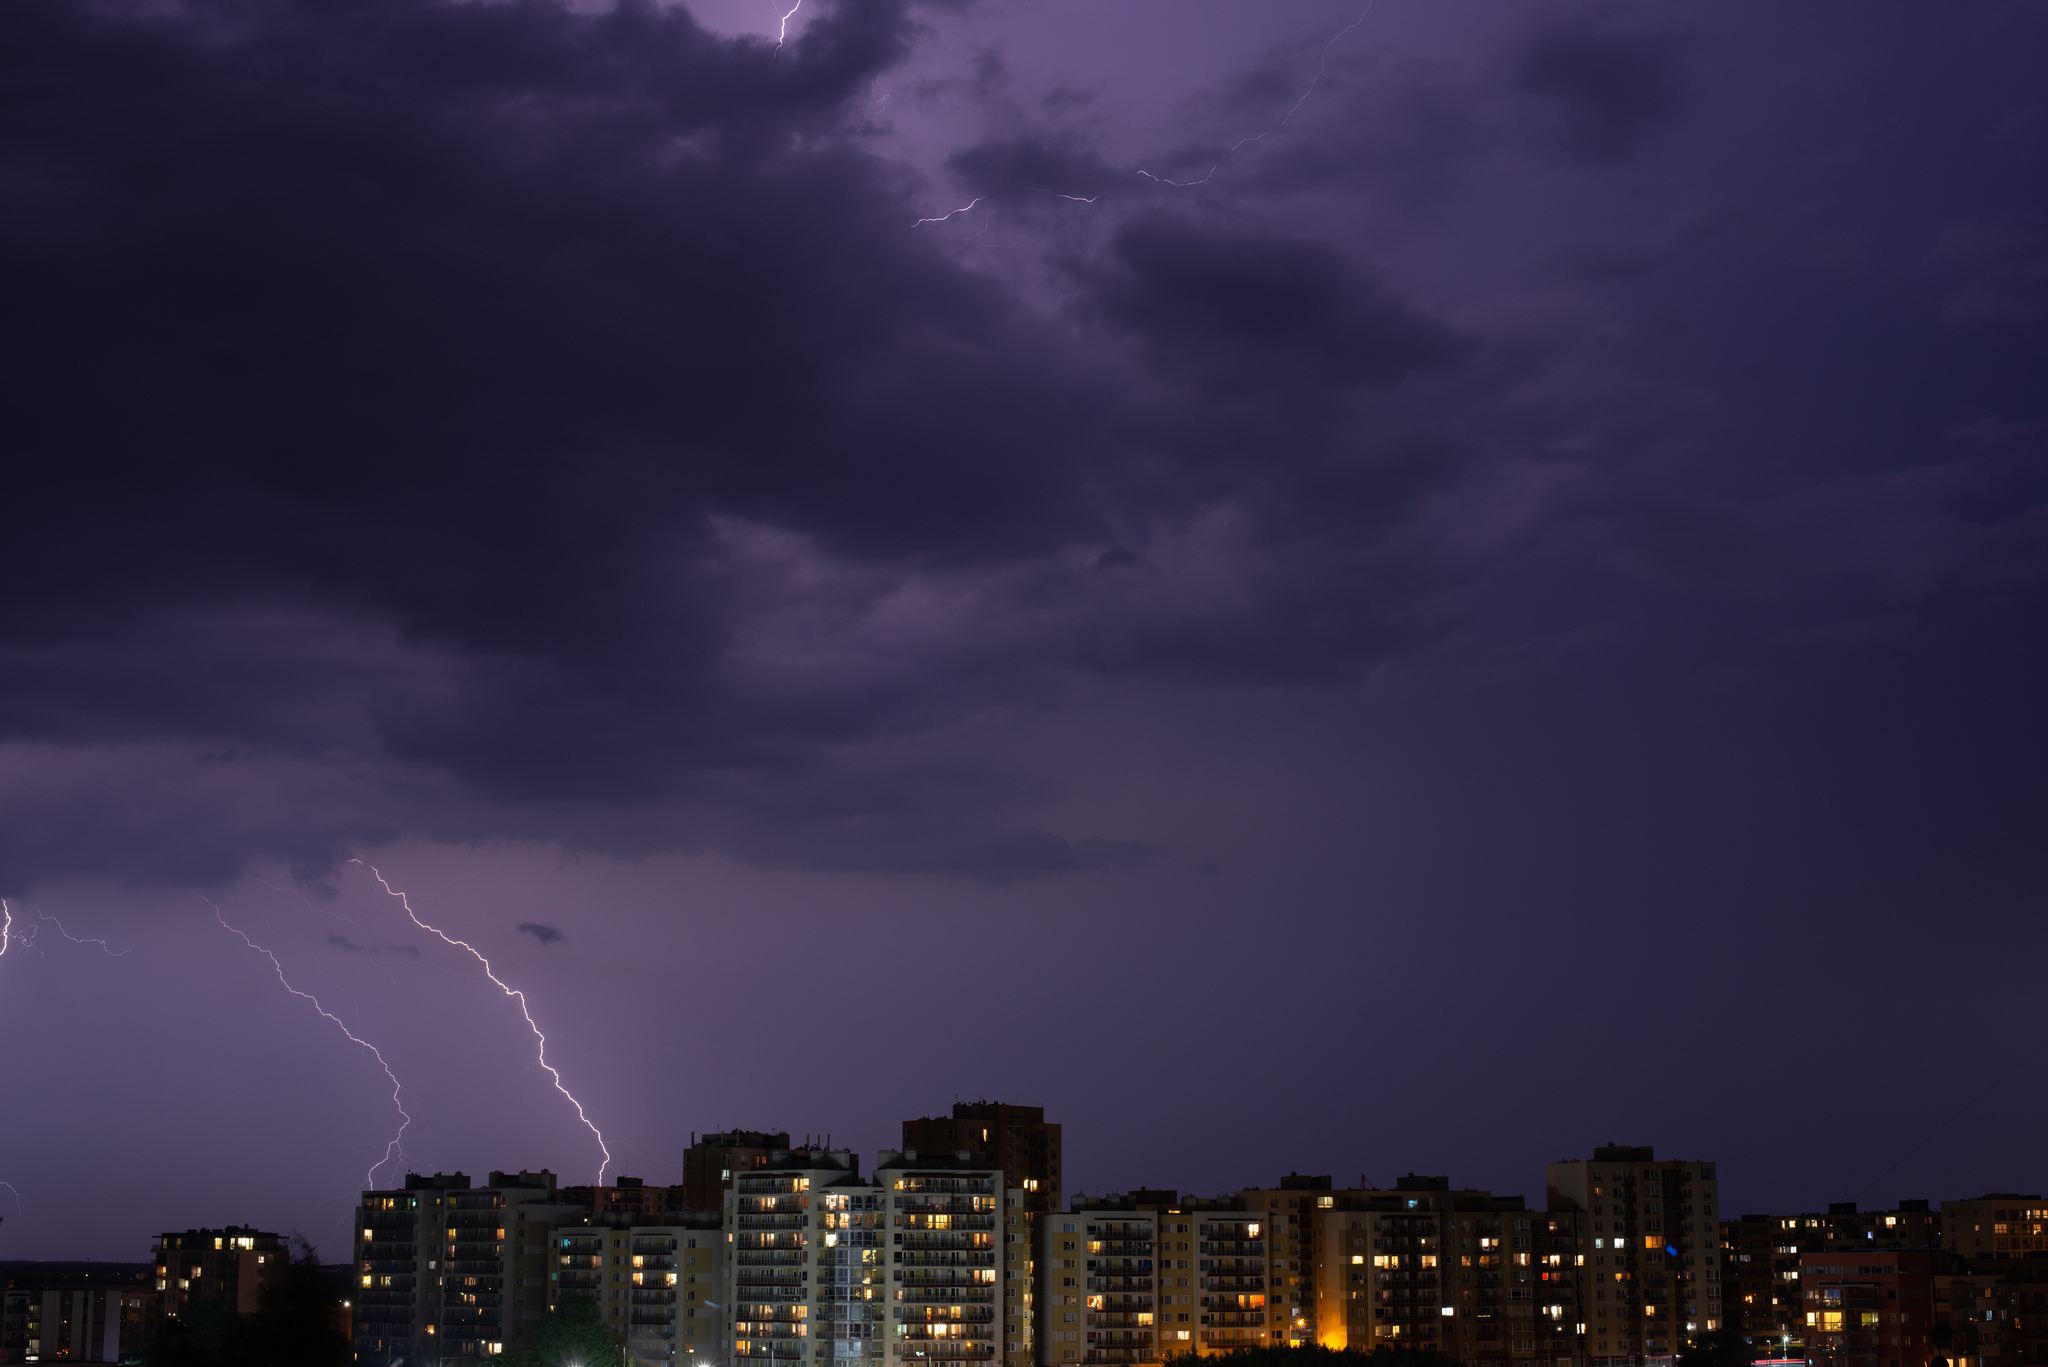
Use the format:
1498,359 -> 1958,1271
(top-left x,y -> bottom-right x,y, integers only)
775,0 -> 801,50
28,904 -> 131,956
206,897 -> 412,1188
0,902 -> 13,1220
354,860 -> 613,1183
1137,2 -> 1372,188
914,197 -> 981,227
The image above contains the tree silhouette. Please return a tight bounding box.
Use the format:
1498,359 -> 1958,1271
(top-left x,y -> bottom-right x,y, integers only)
500,1291 -> 622,1367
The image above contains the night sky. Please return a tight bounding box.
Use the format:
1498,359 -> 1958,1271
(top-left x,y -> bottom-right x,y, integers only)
2,0 -> 2045,1261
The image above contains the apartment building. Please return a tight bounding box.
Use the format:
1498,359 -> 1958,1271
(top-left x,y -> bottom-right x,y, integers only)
1546,1144 -> 1723,1360
687,1133 -> 796,1214
1723,1213 -> 1804,1348
1936,1260 -> 2048,1367
904,1105 -> 1063,1213
1032,1187 -> 1264,1365
1,1280 -> 157,1362
1300,1175 -> 1586,1365
725,1147 -> 1004,1367
1800,1249 -> 1938,1367
152,1226 -> 287,1321
1941,1198 -> 2048,1263
549,1211 -> 724,1366
353,1169 -> 587,1364
1002,1190 -> 1039,1367
564,1173 -> 701,1225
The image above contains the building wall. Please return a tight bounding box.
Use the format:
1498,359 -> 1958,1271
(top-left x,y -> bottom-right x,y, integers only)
1943,1199 -> 2048,1264
153,1227 -> 286,1322
1003,1191 -> 1038,1367
0,1284 -> 156,1363
1800,1250 -> 1937,1367
1545,1145 -> 1722,1361
1937,1262 -> 2048,1367
903,1106 -> 1063,1214
685,1133 -> 794,1215
352,1169 -> 581,1364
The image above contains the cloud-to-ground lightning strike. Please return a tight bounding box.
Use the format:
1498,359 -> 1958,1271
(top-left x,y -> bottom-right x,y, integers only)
1136,2 -> 1373,188
355,861 -> 614,1183
207,898 -> 412,1188
914,197 -> 981,227
775,0 -> 801,50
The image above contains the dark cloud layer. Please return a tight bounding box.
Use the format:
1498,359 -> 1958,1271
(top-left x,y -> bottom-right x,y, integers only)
0,0 -> 2044,899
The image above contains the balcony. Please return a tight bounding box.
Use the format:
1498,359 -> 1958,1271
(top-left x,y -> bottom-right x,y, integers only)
741,1215 -> 810,1231
899,1346 -> 996,1361
898,1310 -> 996,1326
898,1234 -> 996,1249
897,1252 -> 996,1268
1202,1278 -> 1266,1294
894,1271 -> 996,1288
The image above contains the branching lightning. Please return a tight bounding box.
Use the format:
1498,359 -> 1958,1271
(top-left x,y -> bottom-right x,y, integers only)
1136,2 -> 1373,188
27,904 -> 132,957
914,197 -> 981,227
354,860 -> 613,1183
206,897 -> 412,1188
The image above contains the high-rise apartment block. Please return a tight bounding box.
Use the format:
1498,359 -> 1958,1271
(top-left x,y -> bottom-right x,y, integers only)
687,1132 -> 796,1214
1723,1201 -> 1942,1348
1940,1196 -> 2047,1262
2,1278 -> 157,1362
153,1226 -> 288,1321
903,1105 -> 1063,1212
1034,1188 -> 1261,1366
354,1169 -> 586,1364
1799,1249 -> 1938,1367
1545,1144 -> 1723,1361
726,1147 -> 1004,1367
354,1168 -> 731,1367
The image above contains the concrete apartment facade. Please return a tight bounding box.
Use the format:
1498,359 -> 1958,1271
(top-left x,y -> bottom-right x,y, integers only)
1,1282 -> 156,1363
153,1226 -> 287,1321
724,1147 -> 1004,1367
